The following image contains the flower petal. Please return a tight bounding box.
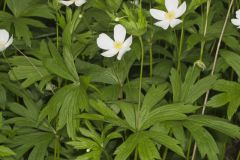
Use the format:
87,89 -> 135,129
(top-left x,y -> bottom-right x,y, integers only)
150,9 -> 166,21
154,21 -> 170,30
170,19 -> 182,28
59,0 -> 74,6
114,24 -> 126,43
117,36 -> 133,60
175,2 -> 186,18
5,35 -> 13,49
101,49 -> 118,58
75,0 -> 86,7
165,0 -> 179,11
231,19 -> 240,26
97,33 -> 114,50
0,29 -> 9,44
0,46 -> 6,52
236,10 -> 240,19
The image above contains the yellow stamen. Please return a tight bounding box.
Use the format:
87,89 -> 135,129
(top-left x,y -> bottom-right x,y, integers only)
114,42 -> 123,50
165,11 -> 176,20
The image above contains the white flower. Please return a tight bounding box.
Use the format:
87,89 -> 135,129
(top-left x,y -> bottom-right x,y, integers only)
59,0 -> 86,7
0,29 -> 13,52
86,148 -> 91,152
231,10 -> 240,28
97,24 -> 133,60
150,0 -> 186,30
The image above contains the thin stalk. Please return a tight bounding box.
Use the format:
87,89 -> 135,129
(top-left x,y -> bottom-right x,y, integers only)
56,1 -> 59,50
13,45 -> 43,77
136,36 -> 144,131
191,0 -> 235,159
3,0 -> 7,11
149,43 -> 153,78
134,148 -> 138,160
199,0 -> 211,61
186,136 -> 192,160
177,23 -> 184,73
237,149 -> 240,160
162,147 -> 168,160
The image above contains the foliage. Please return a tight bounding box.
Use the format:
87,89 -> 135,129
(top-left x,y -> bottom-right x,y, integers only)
0,0 -> 240,160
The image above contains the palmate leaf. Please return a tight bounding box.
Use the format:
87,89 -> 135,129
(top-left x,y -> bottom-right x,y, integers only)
0,0 -> 54,45
68,122 -> 121,160
40,83 -> 88,138
183,122 -> 219,160
0,146 -> 15,157
170,68 -> 217,104
3,96 -> 55,160
114,131 -> 184,160
8,56 -> 50,88
207,79 -> 240,119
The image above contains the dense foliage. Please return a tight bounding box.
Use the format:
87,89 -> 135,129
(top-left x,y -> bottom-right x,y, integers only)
0,0 -> 240,160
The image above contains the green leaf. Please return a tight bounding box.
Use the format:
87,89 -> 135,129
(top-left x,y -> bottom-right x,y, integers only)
188,0 -> 207,13
188,115 -> 240,139
183,121 -> 219,160
114,133 -> 139,160
221,50 -> 240,78
138,137 -> 160,160
207,79 -> 240,119
0,146 -> 15,157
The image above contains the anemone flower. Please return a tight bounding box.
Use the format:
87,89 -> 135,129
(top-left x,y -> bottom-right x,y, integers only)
150,0 -> 186,30
0,29 -> 13,52
231,10 -> 240,28
97,24 -> 133,60
59,0 -> 86,7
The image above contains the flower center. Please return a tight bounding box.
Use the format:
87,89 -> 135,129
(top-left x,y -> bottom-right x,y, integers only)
114,42 -> 123,50
165,11 -> 176,20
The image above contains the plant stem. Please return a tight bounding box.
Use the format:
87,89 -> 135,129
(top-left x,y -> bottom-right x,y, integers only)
199,0 -> 211,61
136,36 -> 144,131
162,147 -> 168,160
149,43 -> 153,78
134,148 -> 138,160
191,0 -> 235,159
237,149 -> 240,160
177,23 -> 184,73
3,0 -> 7,11
186,136 -> 192,160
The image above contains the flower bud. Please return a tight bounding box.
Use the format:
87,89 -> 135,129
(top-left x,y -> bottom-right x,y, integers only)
194,60 -> 206,71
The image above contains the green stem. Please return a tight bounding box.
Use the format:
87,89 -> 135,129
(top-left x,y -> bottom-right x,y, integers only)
3,0 -> 7,11
134,149 -> 138,160
177,23 -> 184,73
149,43 -> 153,78
237,149 -> 240,160
199,0 -> 211,61
162,147 -> 168,160
136,36 -> 144,131
186,136 -> 192,160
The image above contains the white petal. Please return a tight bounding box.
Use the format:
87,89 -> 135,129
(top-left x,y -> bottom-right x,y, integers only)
0,29 -> 9,44
231,19 -> 240,26
101,49 -> 118,58
114,24 -> 126,43
117,36 -> 133,60
75,0 -> 86,6
59,0 -> 74,6
175,2 -> 186,18
170,19 -> 182,28
5,35 -> 13,49
236,10 -> 240,19
150,9 -> 166,21
165,0 -> 179,12
97,33 -> 114,50
0,46 -> 6,52
154,21 -> 170,30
